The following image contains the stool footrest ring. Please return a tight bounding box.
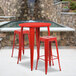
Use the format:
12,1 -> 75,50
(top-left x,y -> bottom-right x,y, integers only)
39,55 -> 58,61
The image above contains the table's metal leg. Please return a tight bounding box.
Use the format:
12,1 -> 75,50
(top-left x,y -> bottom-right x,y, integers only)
35,28 -> 40,69
17,27 -> 23,64
36,28 -> 40,59
30,27 -> 35,71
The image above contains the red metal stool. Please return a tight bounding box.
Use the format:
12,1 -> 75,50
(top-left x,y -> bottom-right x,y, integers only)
11,30 -> 30,58
36,27 -> 61,74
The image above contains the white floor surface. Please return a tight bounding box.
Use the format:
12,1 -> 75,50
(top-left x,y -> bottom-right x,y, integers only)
0,47 -> 76,76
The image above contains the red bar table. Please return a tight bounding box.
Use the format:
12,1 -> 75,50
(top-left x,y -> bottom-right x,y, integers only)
18,22 -> 51,71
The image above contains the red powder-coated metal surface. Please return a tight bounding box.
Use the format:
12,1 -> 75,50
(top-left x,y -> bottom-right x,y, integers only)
19,22 -> 51,27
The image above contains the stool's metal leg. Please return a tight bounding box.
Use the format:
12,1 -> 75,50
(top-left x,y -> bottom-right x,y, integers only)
55,39 -> 61,71
11,32 -> 16,57
49,42 -> 51,66
45,40 -> 49,74
23,34 -> 25,55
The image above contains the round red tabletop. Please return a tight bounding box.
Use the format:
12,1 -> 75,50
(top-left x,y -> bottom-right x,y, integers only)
19,22 -> 51,27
